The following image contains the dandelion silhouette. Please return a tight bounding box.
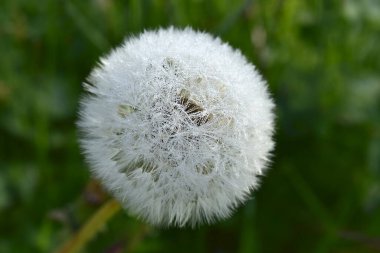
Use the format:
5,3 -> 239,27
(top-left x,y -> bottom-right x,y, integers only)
78,27 -> 275,227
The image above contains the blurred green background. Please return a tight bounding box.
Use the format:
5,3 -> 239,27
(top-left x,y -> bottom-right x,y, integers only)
1,0 -> 380,252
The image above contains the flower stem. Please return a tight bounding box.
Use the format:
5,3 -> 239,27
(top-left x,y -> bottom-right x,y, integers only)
54,198 -> 121,253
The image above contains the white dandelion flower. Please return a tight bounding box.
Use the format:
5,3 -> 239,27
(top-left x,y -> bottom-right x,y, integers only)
78,27 -> 275,227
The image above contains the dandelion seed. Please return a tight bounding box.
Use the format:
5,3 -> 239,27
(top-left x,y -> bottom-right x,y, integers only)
78,27 -> 275,227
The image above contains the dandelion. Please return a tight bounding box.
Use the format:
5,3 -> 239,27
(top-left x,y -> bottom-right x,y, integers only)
78,27 -> 275,227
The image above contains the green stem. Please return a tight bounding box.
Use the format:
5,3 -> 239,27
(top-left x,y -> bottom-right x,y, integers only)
54,199 -> 121,253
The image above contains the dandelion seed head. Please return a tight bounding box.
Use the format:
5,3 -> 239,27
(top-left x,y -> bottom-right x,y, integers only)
78,27 -> 275,227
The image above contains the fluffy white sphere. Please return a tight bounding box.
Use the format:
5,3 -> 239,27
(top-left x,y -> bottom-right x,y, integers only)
78,27 -> 274,227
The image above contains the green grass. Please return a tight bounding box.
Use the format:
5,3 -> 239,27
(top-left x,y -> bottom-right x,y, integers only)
1,0 -> 380,252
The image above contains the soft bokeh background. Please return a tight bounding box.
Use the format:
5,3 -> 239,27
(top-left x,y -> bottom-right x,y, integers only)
1,0 -> 380,252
